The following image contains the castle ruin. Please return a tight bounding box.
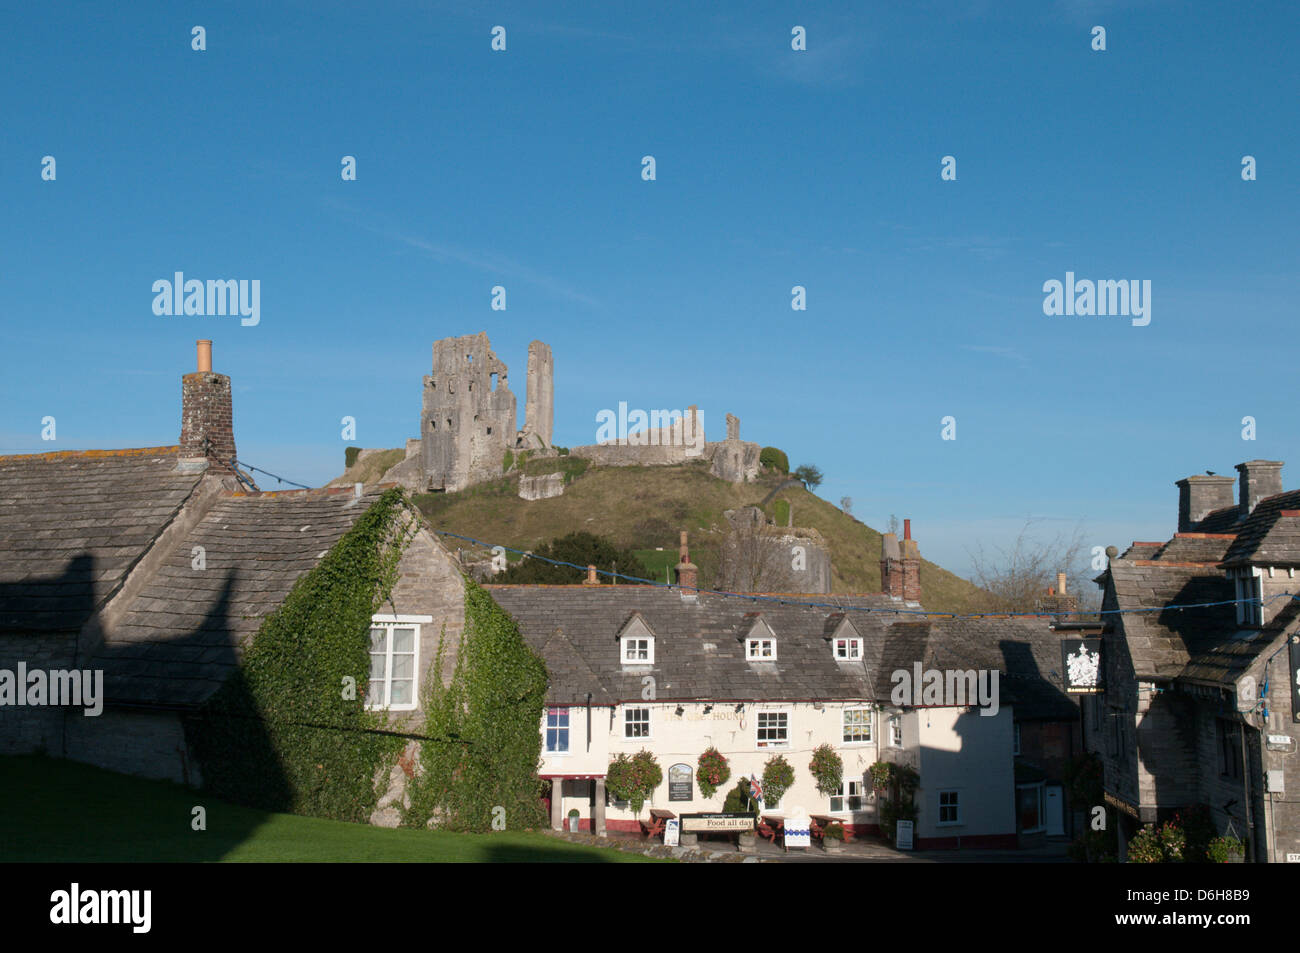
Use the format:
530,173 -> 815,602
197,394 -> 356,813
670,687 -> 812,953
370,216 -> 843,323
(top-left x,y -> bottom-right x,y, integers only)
386,332 -> 553,493
380,331 -> 761,494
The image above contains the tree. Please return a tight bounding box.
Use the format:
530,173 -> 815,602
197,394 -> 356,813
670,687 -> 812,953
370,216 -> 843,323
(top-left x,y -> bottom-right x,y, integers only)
966,519 -> 1100,617
840,496 -> 853,516
792,464 -> 823,489
495,531 -> 650,584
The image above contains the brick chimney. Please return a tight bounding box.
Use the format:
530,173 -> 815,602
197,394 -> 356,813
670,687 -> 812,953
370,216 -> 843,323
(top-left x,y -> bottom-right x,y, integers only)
1176,474 -> 1235,532
900,519 -> 922,604
1235,460 -> 1284,520
583,564 -> 599,586
180,340 -> 236,464
674,531 -> 698,590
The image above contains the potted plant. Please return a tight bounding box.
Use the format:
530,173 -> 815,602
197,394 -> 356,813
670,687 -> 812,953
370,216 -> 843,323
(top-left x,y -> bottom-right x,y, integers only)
1207,835 -> 1246,864
809,744 -> 843,797
697,747 -> 731,800
607,749 -> 663,819
567,808 -> 580,833
822,820 -> 846,853
762,754 -> 796,809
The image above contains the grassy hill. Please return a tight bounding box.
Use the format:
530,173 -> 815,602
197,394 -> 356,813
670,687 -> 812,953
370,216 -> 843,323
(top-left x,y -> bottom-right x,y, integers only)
409,459 -> 987,614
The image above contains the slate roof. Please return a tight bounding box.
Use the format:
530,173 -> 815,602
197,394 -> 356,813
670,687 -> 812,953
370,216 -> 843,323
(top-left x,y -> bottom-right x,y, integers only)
0,448 -> 204,633
1106,558 -> 1237,680
1155,534 -> 1238,563
1220,489 -> 1300,566
488,586 -> 1080,719
878,619 -> 1081,721
487,586 -> 901,705
91,486 -> 388,707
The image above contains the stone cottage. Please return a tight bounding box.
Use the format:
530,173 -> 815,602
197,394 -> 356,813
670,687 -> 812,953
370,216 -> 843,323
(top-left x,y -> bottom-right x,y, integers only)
0,341 -> 468,824
1089,460 -> 1300,862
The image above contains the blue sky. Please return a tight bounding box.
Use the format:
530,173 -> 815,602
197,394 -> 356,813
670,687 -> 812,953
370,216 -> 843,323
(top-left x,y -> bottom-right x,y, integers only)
3,0 -> 1297,579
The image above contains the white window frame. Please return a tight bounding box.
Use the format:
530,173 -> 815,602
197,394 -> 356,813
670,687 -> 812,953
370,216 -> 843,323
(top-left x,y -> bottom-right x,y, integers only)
834,637 -> 863,660
756,710 -> 790,749
624,706 -> 651,739
830,777 -> 866,814
545,706 -> 571,755
842,707 -> 873,744
366,614 -> 429,712
621,635 -> 654,664
889,714 -> 903,748
747,637 -> 777,660
938,789 -> 961,826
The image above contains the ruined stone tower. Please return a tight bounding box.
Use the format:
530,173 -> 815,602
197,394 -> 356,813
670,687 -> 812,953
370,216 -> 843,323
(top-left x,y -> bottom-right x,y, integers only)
419,332 -> 516,492
520,340 -> 553,450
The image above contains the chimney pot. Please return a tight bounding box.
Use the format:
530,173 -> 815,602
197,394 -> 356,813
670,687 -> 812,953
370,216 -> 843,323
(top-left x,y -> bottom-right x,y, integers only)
903,518 -> 912,540
1057,571 -> 1067,595
197,339 -> 212,373
584,564 -> 599,586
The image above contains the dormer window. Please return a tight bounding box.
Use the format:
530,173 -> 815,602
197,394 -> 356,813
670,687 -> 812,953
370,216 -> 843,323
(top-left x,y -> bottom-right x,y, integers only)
825,615 -> 863,660
618,612 -> 655,665
743,616 -> 778,661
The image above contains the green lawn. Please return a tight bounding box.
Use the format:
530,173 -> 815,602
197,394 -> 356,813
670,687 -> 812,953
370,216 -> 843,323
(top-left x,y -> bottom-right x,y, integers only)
0,755 -> 661,863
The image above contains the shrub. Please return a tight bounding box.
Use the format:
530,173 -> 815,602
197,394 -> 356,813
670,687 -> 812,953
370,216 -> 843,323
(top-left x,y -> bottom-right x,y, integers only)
1126,825 -> 1165,863
762,754 -> 795,808
759,447 -> 789,473
722,778 -> 760,815
607,750 -> 663,817
808,744 -> 843,796
345,446 -> 362,469
697,747 -> 731,800
503,449 -> 514,471
496,532 -> 650,585
823,820 -> 845,841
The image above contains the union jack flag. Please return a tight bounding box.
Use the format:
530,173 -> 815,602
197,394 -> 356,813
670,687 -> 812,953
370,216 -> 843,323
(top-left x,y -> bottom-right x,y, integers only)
748,774 -> 763,804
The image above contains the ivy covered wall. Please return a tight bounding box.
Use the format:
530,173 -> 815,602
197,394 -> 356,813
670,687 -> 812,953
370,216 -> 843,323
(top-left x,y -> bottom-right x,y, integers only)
404,580 -> 549,832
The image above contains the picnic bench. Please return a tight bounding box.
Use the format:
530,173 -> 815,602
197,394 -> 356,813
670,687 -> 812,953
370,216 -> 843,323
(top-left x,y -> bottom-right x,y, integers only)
757,814 -> 784,844
810,814 -> 847,842
642,808 -> 676,839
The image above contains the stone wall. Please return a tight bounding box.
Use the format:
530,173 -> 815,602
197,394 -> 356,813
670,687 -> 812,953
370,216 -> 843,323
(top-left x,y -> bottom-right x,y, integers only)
0,632 -> 77,755
64,708 -> 200,786
519,472 -> 564,501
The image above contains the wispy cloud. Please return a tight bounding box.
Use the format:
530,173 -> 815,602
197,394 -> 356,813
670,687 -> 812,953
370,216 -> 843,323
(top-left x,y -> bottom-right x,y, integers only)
961,344 -> 1030,367
328,200 -> 601,309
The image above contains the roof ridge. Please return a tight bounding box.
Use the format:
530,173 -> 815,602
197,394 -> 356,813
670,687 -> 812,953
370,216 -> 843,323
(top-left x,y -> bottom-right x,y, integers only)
0,445 -> 179,464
